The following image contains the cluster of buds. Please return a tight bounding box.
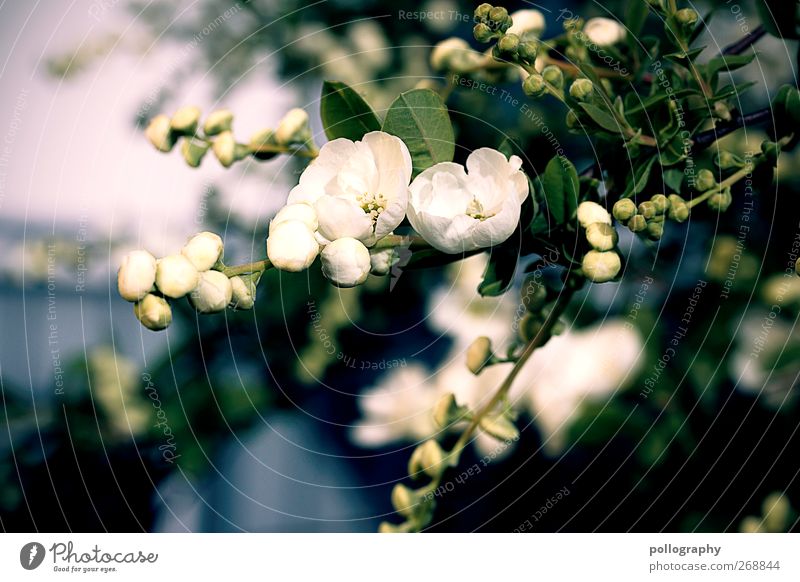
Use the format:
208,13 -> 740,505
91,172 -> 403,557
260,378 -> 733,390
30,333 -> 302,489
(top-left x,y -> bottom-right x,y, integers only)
577,202 -> 622,283
117,232 -> 257,331
145,106 -> 314,168
266,202 -> 398,288
472,5 -> 543,64
692,168 -> 732,212
613,193 -> 689,241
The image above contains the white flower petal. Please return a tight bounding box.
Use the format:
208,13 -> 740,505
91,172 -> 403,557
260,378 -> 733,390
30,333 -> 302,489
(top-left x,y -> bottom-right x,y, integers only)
314,196 -> 374,243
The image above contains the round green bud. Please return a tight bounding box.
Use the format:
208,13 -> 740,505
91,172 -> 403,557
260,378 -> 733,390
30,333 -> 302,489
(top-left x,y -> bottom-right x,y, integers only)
569,78 -> 594,102
628,214 -> 647,233
795,258 -> 800,277
585,222 -> 619,251
761,140 -> 780,164
203,109 -> 233,136
134,294 -> 172,331
475,3 -> 493,20
466,336 -> 493,375
522,277 -> 548,312
489,6 -> 509,25
613,198 -> 637,222
714,150 -> 743,170
170,105 -> 201,135
707,189 -> 732,212
675,8 -> 699,26
646,221 -> 664,241
519,312 -> 546,343
473,22 -> 494,42
582,250 -> 621,283
667,195 -> 690,222
408,439 -> 445,480
522,73 -> 547,97
497,33 -> 520,55
517,40 -> 538,61
695,169 -> 716,192
542,65 -> 564,89
145,114 -> 175,153
650,194 -> 670,214
638,201 -> 657,220
181,138 -> 209,167
212,131 -> 237,168
565,109 -> 580,129
391,484 -> 416,518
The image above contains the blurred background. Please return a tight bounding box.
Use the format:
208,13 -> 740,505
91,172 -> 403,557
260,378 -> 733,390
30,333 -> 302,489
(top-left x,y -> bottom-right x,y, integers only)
1,0 -> 799,532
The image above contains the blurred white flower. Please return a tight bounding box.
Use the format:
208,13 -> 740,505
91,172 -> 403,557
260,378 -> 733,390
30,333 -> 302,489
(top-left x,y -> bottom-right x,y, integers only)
287,131 -> 412,246
521,321 -> 643,454
430,37 -> 483,72
90,347 -> 149,437
408,148 -> 529,253
583,17 -> 626,47
508,9 -> 546,38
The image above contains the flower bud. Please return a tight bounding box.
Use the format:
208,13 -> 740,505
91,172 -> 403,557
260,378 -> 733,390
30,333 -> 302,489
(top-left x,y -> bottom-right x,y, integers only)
497,33 -> 520,56
646,221 -> 664,240
517,41 -> 538,61
181,138 -> 209,167
474,3 -> 492,20
650,194 -> 670,214
585,222 -> 618,251
707,189 -> 732,212
522,73 -> 547,97
466,336 -> 493,375
489,6 -> 509,26
275,108 -> 310,145
181,231 -> 223,271
369,246 -> 398,276
267,220 -> 320,272
577,201 -> 611,228
569,78 -> 594,102
134,294 -> 172,331
714,150 -> 744,170
408,440 -> 445,479
117,250 -> 157,302
249,128 -> 277,160
628,214 -> 647,233
479,414 -> 519,442
155,254 -> 200,298
430,38 -> 470,71
203,109 -> 233,136
796,258 -> 800,277
695,169 -> 716,192
565,109 -> 580,128
269,203 -> 318,234
613,198 -> 637,222
761,140 -> 780,164
145,114 -> 175,152
675,8 -> 698,27
170,105 -> 201,135
391,483 -> 416,518
213,131 -> 237,168
433,392 -> 468,428
519,312 -> 545,343
507,9 -> 545,39
667,194 -> 690,222
189,270 -> 233,314
542,65 -> 564,90
762,493 -> 791,532
583,17 -> 626,46
473,22 -> 494,43
739,516 -> 763,533
582,250 -> 621,283
638,201 -> 657,219
229,275 -> 256,310
320,237 -> 371,288
522,276 -> 548,311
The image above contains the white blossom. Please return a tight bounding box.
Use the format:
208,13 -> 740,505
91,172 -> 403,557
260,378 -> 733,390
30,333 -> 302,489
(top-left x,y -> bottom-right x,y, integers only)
181,231 -> 223,271
287,131 -> 412,246
508,9 -> 545,38
269,202 -> 318,234
408,148 -> 529,253
577,200 -> 612,228
229,276 -> 256,310
583,17 -> 626,47
189,270 -> 233,313
267,220 -> 320,272
117,250 -> 157,302
320,237 -> 371,287
155,254 -> 200,298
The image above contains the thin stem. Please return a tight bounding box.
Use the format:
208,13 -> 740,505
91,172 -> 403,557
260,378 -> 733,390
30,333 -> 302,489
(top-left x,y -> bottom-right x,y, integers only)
692,108 -> 772,151
221,259 -> 272,277
721,25 -> 766,56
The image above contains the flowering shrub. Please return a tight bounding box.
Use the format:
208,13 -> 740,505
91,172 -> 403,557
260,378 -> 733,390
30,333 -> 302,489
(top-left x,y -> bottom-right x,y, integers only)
118,1 -> 800,532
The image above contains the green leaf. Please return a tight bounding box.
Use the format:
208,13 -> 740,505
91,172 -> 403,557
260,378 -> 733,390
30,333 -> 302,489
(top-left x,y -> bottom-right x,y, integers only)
381,89 -> 455,176
320,81 -> 381,141
540,156 -> 579,225
664,46 -> 706,64
756,0 -> 800,39
478,246 -> 518,297
773,84 -> 800,135
705,52 -> 758,80
578,102 -> 625,133
689,9 -> 714,43
622,156 -> 657,198
625,0 -> 650,39
663,168 -> 684,192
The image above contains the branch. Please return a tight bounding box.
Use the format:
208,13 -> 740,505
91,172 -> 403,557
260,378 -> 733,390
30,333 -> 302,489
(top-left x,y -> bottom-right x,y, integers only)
691,107 -> 772,151
720,25 -> 767,56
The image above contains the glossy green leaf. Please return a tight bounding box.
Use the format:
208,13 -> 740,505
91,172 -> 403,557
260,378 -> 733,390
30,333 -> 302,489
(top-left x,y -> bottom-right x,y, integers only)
540,156 -> 580,225
320,81 -> 381,141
